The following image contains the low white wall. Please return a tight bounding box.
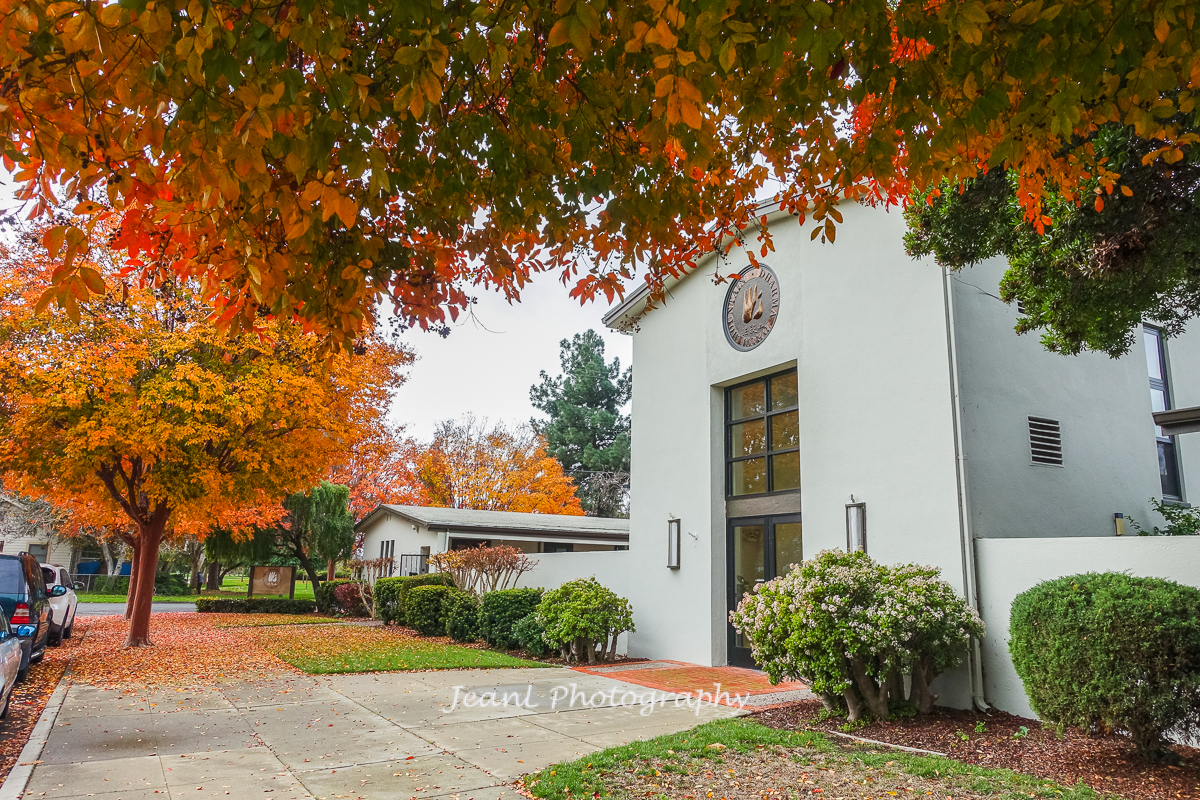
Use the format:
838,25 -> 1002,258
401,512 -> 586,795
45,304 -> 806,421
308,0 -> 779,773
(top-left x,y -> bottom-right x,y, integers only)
976,536 -> 1200,718
517,550 -> 634,655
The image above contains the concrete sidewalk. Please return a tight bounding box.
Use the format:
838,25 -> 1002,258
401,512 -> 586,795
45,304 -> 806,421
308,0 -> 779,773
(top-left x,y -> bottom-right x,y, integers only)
21,667 -> 740,800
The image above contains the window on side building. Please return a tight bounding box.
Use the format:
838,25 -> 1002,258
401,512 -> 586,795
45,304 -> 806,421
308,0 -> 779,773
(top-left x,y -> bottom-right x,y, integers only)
1145,325 -> 1183,501
726,369 -> 800,497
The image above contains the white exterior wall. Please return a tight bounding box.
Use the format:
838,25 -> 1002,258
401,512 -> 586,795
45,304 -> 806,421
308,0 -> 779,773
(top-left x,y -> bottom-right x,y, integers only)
623,205 -> 969,688
1,534 -> 75,568
516,551 -> 633,654
976,536 -> 1200,718
358,513 -> 437,561
951,259 -> 1195,537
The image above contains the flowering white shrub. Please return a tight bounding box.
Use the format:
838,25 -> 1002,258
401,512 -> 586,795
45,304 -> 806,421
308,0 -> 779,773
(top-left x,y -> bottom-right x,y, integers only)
729,550 -> 983,721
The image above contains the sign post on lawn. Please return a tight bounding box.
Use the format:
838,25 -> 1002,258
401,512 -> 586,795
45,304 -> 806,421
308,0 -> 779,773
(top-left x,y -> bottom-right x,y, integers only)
248,566 -> 296,599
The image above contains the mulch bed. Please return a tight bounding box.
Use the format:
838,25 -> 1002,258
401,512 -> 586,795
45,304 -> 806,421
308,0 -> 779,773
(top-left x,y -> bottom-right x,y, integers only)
0,617 -> 92,783
754,699 -> 1200,800
605,746 -> 998,800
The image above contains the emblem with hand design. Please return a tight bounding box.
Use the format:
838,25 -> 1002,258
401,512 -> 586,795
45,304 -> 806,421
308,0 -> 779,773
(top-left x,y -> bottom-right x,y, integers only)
742,283 -> 764,324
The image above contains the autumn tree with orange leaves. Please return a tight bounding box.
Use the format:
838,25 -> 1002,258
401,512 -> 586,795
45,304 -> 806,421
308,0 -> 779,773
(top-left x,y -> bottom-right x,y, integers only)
410,417 -> 584,515
0,0 -> 1194,344
0,222 -> 412,646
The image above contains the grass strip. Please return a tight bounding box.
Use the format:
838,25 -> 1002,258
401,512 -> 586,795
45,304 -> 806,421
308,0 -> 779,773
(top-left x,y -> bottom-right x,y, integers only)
250,625 -> 550,674
523,718 -> 1108,800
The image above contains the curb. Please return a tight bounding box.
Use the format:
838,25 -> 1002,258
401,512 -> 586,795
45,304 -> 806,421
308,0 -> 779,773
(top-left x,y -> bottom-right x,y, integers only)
0,676 -> 70,800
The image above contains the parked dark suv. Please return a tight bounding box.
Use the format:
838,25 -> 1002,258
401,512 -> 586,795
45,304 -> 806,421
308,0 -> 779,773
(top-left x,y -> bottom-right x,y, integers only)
0,554 -> 51,680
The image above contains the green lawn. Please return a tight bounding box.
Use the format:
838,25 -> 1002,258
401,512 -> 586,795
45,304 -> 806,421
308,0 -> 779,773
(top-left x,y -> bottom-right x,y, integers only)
524,718 -> 1105,800
253,625 -> 550,674
78,574 -> 318,604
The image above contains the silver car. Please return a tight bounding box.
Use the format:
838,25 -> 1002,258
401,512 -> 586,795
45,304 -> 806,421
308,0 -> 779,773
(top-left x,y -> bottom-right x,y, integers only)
40,565 -> 78,647
0,615 -> 25,718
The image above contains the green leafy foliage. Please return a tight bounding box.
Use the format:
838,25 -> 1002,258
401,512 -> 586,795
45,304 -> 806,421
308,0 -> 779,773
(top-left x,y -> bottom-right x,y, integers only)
1128,498 -> 1200,536
374,573 -> 453,625
905,124 -> 1200,357
154,573 -> 191,596
480,588 -> 543,649
536,578 -> 634,663
512,613 -> 549,657
407,585 -> 453,636
729,550 -> 983,722
92,576 -> 129,594
531,331 -> 631,517
195,597 -> 317,614
315,579 -> 355,614
1009,572 -> 1200,761
444,588 -> 482,642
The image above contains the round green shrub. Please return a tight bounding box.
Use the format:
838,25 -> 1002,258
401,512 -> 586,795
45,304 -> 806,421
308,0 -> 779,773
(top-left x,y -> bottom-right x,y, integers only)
315,579 -> 355,614
1010,572 -> 1200,761
729,550 -> 983,721
536,577 -> 634,663
444,589 -> 482,642
480,588 -> 543,649
374,573 -> 454,625
406,585 -> 452,636
512,613 -> 548,657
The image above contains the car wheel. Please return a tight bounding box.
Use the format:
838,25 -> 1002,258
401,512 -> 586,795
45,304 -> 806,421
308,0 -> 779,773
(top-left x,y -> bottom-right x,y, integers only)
48,626 -> 61,647
16,667 -> 27,683
63,613 -> 74,639
30,646 -> 44,665
0,687 -> 10,718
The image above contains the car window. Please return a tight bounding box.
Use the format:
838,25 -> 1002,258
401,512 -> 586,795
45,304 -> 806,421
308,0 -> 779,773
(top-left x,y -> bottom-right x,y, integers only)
0,560 -> 24,596
60,569 -> 70,587
41,567 -> 56,587
22,558 -> 45,601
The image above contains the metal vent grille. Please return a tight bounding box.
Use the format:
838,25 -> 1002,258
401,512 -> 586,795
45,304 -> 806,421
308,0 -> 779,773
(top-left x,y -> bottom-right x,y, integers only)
1028,416 -> 1063,465
1016,299 -> 1026,314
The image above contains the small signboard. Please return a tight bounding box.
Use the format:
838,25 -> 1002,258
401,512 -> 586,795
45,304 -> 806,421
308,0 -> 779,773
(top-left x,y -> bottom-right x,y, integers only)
248,565 -> 296,599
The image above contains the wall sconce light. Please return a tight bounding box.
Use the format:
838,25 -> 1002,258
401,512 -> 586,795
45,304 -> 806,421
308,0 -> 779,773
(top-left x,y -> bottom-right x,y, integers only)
667,518 -> 681,569
1113,512 -> 1126,536
846,496 -> 866,553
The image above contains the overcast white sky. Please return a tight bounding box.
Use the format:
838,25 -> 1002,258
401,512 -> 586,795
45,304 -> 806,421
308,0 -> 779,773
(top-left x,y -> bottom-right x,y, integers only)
386,277 -> 633,441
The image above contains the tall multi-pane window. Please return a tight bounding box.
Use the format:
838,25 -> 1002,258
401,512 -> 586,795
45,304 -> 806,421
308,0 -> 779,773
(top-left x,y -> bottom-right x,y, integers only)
1144,326 -> 1183,500
726,370 -> 800,496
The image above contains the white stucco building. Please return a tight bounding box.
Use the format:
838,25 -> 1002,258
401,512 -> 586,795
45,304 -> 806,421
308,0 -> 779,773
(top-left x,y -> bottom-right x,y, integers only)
517,200 -> 1200,717
356,505 -> 629,575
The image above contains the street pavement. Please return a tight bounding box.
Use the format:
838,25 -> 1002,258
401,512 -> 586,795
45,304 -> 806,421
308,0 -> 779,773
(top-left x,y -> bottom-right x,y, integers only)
76,602 -> 197,616
20,667 -> 740,800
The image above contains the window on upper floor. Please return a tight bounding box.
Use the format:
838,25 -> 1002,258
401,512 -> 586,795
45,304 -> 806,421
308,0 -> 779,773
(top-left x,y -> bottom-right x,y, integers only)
726,369 -> 800,497
1144,325 -> 1183,501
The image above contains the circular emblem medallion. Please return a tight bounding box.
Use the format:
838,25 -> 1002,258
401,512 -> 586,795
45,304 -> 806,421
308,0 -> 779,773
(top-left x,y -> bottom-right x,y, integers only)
723,265 -> 780,351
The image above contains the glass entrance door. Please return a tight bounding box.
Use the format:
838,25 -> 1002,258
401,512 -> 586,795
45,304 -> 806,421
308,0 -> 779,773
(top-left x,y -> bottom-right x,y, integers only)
727,514 -> 802,667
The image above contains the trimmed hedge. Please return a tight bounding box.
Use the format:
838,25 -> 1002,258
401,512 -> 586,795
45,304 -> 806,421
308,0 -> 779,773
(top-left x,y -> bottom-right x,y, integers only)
480,588 -> 543,650
195,597 -> 317,614
1010,572 -> 1200,761
512,612 -> 548,656
444,589 -> 482,642
376,573 -> 453,625
315,579 -> 354,614
155,573 -> 192,596
407,585 -> 453,636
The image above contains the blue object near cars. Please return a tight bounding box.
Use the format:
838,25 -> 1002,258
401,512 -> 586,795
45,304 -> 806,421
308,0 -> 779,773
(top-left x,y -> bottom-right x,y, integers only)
0,553 -> 50,681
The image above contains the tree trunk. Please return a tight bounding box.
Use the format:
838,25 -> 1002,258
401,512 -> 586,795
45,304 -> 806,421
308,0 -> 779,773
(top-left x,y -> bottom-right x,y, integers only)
909,657 -> 938,715
125,514 -> 167,647
842,685 -> 867,721
124,543 -> 143,621
849,657 -> 890,721
299,557 -> 321,593
327,558 -> 336,582
206,561 -> 221,591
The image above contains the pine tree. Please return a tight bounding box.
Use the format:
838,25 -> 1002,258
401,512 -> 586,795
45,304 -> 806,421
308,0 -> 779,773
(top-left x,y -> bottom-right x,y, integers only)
531,331 -> 632,517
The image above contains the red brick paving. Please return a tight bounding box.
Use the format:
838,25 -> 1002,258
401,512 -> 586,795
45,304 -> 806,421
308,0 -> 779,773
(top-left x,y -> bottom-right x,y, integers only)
572,660 -> 809,709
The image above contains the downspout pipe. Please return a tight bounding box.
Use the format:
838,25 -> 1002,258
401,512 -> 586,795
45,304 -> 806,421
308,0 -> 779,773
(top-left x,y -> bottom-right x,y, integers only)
941,267 -> 991,713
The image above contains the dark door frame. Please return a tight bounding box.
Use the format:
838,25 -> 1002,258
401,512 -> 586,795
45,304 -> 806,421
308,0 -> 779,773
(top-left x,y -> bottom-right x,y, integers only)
726,513 -> 802,667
